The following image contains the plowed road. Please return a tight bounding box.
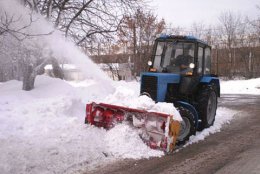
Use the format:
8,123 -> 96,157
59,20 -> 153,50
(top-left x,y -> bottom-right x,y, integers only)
86,95 -> 260,174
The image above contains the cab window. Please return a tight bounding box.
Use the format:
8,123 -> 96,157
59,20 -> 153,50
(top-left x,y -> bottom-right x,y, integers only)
204,47 -> 211,74
197,47 -> 203,74
153,41 -> 164,71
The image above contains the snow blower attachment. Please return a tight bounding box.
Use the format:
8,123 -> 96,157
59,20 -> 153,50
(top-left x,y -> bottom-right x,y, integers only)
86,102 -> 181,152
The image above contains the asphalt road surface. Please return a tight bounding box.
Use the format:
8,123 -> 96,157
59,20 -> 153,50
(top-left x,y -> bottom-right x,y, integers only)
86,94 -> 260,174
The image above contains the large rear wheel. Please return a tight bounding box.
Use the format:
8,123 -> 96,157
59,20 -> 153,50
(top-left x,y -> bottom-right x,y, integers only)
176,106 -> 196,145
196,85 -> 218,130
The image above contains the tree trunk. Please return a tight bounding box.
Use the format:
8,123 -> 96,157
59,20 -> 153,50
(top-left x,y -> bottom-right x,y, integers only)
22,58 -> 64,91
51,58 -> 64,79
23,64 -> 36,91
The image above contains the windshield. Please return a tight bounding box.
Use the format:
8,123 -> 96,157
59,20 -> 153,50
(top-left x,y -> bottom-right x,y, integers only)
153,41 -> 195,74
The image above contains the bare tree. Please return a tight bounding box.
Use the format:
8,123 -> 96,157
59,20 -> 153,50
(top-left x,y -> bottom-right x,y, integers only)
0,10 -> 52,40
190,22 -> 205,39
117,9 -> 165,75
22,51 -> 64,90
23,0 -> 145,51
0,4 -> 61,90
218,11 -> 242,78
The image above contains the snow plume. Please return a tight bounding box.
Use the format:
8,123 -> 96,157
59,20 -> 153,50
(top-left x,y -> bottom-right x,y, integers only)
0,0 -> 112,89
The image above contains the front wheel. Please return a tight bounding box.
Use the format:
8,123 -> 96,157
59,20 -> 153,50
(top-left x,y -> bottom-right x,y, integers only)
176,106 -> 196,145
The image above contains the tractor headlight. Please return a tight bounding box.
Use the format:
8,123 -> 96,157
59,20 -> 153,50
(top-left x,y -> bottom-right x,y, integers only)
189,63 -> 195,69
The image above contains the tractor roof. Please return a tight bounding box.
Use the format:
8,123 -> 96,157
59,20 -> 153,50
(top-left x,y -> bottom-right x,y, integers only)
156,34 -> 209,46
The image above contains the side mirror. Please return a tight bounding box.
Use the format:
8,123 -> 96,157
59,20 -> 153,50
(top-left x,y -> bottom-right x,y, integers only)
147,61 -> 152,66
189,63 -> 195,69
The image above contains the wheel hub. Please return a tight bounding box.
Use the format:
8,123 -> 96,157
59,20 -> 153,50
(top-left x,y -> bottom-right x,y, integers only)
178,117 -> 191,141
207,92 -> 217,125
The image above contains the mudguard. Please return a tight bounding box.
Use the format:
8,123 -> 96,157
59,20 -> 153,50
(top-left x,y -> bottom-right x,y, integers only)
175,101 -> 199,129
200,76 -> 220,97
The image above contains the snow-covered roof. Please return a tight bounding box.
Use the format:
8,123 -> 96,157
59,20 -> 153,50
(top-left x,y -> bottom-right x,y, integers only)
44,64 -> 77,70
98,63 -> 119,69
98,63 -> 133,70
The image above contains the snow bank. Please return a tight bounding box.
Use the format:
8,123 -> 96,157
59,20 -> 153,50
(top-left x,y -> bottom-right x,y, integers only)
186,107 -> 238,145
0,76 -> 163,174
221,78 -> 260,95
1,75 -> 252,174
105,124 -> 163,159
3,76 -> 259,174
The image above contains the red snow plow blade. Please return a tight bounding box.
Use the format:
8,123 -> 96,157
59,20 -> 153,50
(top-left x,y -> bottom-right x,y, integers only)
85,102 -> 180,153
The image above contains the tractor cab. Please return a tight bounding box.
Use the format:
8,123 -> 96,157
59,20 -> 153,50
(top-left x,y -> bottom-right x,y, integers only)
142,35 -> 218,103
149,35 -> 211,77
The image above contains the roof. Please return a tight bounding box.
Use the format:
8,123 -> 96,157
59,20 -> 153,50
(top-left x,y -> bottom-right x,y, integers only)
157,34 -> 209,46
44,64 -> 77,70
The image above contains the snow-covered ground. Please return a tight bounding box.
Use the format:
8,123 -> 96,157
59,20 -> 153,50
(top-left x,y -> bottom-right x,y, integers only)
0,76 -> 259,174
221,78 -> 260,95
0,76 -> 164,174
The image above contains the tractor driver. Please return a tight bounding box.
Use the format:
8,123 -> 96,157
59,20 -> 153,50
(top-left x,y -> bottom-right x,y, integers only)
173,47 -> 193,72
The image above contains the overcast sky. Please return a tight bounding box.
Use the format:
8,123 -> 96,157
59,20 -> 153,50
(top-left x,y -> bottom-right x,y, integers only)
150,0 -> 259,28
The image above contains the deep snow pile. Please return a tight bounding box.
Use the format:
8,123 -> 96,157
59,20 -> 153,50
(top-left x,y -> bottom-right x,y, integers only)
221,78 -> 260,95
0,75 -> 242,174
0,76 -> 163,174
187,107 -> 237,145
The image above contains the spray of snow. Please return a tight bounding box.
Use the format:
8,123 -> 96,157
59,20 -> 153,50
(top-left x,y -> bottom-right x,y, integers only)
0,0 -> 113,92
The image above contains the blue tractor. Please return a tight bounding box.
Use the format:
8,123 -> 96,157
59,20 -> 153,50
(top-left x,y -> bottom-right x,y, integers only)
140,35 -> 220,144
86,35 -> 220,151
